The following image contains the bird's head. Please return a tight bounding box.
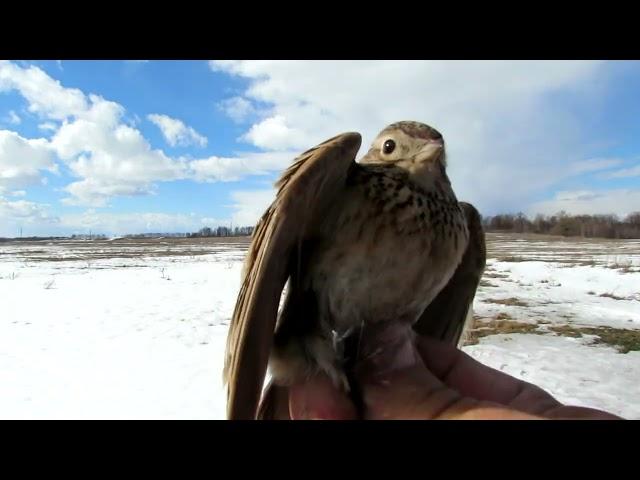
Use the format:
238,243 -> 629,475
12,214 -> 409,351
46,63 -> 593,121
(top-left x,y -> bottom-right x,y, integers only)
360,121 -> 447,184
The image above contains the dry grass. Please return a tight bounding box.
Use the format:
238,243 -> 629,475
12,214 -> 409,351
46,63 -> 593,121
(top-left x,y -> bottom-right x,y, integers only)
599,292 -> 628,301
483,271 -> 509,279
463,314 -> 542,346
495,255 -> 527,263
548,325 -> 640,353
484,297 -> 529,307
465,317 -> 640,353
4,236 -> 252,263
577,259 -> 599,267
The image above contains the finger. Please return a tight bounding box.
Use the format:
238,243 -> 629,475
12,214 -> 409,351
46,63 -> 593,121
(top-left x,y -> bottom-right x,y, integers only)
352,323 -> 467,419
542,405 -> 623,420
352,331 -> 549,420
288,373 -> 358,420
415,336 -> 562,410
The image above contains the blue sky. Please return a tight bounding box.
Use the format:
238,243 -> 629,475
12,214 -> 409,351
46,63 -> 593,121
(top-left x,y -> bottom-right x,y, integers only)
1,60 -> 640,237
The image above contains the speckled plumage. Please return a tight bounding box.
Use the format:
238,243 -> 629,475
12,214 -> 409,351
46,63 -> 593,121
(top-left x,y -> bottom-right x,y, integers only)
224,122 -> 486,419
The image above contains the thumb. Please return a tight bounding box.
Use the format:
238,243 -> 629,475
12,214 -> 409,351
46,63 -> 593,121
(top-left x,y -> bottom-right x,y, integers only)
288,373 -> 358,420
352,323 -> 450,419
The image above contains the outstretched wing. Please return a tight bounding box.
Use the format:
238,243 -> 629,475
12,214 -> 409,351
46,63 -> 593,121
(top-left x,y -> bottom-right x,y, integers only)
223,132 -> 362,420
413,202 -> 486,346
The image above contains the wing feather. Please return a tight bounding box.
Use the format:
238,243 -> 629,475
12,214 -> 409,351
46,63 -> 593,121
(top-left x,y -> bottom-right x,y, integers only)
413,202 -> 486,346
223,132 -> 362,419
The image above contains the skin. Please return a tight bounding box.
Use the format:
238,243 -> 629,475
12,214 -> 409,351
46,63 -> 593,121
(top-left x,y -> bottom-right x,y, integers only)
286,331 -> 623,420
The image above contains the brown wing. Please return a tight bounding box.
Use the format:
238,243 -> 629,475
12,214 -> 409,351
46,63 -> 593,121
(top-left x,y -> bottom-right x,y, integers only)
223,132 -> 362,420
413,202 -> 486,346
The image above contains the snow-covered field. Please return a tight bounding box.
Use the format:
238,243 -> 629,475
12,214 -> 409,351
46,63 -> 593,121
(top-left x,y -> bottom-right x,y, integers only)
465,234 -> 640,419
1,234 -> 639,419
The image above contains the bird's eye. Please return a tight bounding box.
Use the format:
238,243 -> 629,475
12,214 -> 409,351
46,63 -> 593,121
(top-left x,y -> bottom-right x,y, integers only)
382,139 -> 396,155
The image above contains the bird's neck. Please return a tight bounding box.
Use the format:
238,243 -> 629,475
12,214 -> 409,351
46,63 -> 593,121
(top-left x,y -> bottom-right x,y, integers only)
397,158 -> 456,200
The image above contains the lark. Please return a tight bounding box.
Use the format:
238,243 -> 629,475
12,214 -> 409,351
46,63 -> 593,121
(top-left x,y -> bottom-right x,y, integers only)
224,121 -> 486,419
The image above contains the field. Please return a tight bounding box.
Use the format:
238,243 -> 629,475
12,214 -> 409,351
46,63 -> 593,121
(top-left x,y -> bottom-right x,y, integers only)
1,233 -> 639,419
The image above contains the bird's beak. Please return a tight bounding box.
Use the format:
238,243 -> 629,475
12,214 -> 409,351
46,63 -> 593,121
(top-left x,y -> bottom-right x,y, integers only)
415,139 -> 444,163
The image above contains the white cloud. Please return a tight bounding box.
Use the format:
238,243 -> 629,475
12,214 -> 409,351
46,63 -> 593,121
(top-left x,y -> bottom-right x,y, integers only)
0,130 -> 55,191
240,115 -> 308,151
38,122 -> 58,132
147,113 -> 207,148
189,150 -> 295,182
48,98 -> 189,206
218,96 -> 256,123
0,62 -> 191,207
61,179 -> 158,208
3,110 -> 21,125
569,157 -> 624,175
0,60 -> 88,120
200,217 -> 228,226
228,189 -> 276,226
0,196 -> 59,236
210,60 -> 611,214
555,190 -> 600,202
530,189 -> 640,217
9,190 -> 26,197
0,198 -> 56,221
58,210 -> 216,235
605,164 -> 640,179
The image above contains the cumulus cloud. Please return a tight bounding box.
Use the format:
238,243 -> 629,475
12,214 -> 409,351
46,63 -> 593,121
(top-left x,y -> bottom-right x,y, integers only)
530,189 -> 640,217
3,110 -> 21,125
0,197 -> 56,221
218,96 -> 257,123
49,98 -> 189,206
1,62 -> 192,207
604,164 -> 640,179
38,122 -> 58,132
240,115 -> 309,151
0,60 -> 629,235
568,157 -> 624,175
147,113 -> 207,148
58,210 -> 218,236
0,130 -> 56,190
209,60 -> 612,214
0,60 -> 88,119
189,150 -> 295,182
228,189 -> 276,226
0,195 -> 59,236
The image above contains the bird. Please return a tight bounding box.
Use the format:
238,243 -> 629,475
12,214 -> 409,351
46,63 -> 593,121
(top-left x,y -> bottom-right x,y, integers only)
223,121 -> 486,420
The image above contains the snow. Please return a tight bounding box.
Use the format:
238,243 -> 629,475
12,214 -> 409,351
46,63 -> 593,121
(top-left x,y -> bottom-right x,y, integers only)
476,260 -> 640,329
1,234 -> 638,419
464,335 -> 640,419
0,241 -> 244,419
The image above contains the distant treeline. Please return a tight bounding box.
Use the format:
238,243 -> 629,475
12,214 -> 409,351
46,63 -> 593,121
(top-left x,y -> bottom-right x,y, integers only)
6,215 -> 640,241
0,236 -> 68,242
483,211 -> 640,239
187,226 -> 254,238
0,227 -> 255,241
122,233 -> 187,239
70,234 -> 108,240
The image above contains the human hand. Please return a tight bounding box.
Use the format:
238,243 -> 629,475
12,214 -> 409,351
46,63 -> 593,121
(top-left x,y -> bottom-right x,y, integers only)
285,325 -> 622,420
